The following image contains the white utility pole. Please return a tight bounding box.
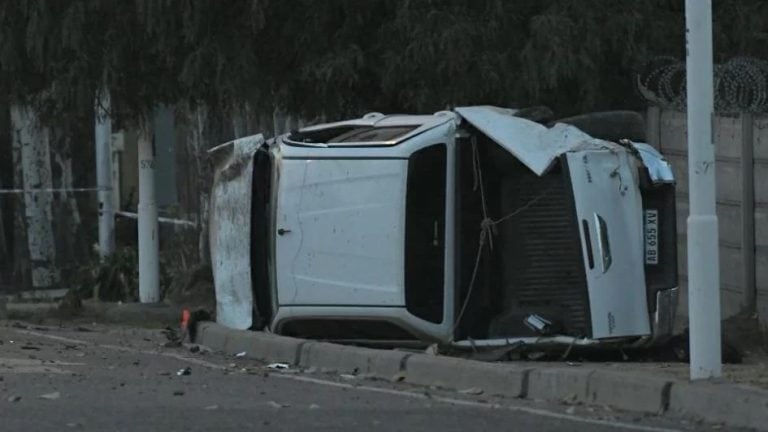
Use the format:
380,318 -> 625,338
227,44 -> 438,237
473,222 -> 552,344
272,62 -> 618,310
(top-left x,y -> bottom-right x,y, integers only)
95,90 -> 115,260
138,128 -> 160,303
685,0 -> 722,380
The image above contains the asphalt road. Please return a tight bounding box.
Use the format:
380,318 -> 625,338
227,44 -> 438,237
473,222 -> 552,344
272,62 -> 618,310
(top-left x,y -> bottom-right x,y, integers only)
0,321 -> 733,432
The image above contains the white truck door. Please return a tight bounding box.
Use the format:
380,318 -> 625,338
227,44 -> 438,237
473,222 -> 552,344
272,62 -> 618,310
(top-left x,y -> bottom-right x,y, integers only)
566,150 -> 651,338
209,135 -> 264,330
275,158 -> 409,306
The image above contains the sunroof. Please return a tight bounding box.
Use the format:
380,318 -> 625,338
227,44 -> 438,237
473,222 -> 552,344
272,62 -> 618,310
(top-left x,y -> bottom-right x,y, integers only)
288,126 -> 417,145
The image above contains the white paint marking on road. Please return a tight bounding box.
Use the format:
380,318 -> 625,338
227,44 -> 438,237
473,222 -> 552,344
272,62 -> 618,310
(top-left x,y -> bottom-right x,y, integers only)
13,330 -> 227,371
269,374 -> 683,432
99,344 -> 228,370
14,329 -> 683,432
0,358 -> 86,374
13,330 -> 89,345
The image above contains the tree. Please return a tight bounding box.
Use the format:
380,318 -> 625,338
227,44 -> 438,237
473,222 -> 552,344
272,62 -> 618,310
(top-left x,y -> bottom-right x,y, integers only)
1,0 -> 766,291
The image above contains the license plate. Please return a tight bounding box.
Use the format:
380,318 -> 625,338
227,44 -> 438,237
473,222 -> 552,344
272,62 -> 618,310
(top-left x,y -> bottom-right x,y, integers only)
644,209 -> 659,265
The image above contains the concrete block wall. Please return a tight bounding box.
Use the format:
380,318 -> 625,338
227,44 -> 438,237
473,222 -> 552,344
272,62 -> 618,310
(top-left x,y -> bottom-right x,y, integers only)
647,107 -> 768,327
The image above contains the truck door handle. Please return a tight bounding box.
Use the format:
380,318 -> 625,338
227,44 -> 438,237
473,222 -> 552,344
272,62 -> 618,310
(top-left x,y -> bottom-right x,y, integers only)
581,220 -> 595,270
278,228 -> 291,236
594,214 -> 612,273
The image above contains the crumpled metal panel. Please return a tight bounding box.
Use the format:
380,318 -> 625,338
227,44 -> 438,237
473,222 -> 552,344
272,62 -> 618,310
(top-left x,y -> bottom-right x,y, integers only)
630,142 -> 676,184
455,106 -> 612,176
208,135 -> 264,330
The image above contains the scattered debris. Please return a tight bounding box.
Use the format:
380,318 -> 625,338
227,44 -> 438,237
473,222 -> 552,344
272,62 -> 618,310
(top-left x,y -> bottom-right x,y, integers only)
243,367 -> 265,376
425,344 -> 439,356
7,395 -> 21,402
39,391 -> 61,400
524,351 -> 547,361
391,372 -> 406,383
173,390 -> 185,396
523,314 -> 556,335
339,374 -> 357,380
566,406 -> 577,415
309,404 -> 320,410
162,327 -> 182,347
458,387 -> 484,395
176,367 -> 192,376
267,401 -> 289,409
204,404 -> 219,410
235,352 -> 247,358
267,363 -> 289,370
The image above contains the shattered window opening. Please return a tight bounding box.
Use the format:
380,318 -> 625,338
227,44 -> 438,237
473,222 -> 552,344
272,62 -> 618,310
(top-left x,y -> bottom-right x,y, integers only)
405,144 -> 446,324
288,126 -> 417,145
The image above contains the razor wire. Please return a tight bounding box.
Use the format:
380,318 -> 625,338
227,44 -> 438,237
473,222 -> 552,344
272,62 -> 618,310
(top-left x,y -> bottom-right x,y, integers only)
637,56 -> 768,113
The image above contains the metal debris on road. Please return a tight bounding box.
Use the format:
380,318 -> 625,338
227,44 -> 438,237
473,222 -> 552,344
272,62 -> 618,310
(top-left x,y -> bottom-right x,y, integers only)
339,374 -> 357,380
390,372 -> 406,383
425,344 -> 439,356
566,406 -> 577,415
458,387 -> 484,395
267,401 -> 290,408
309,404 -> 320,410
176,367 -> 192,376
204,404 -> 219,410
162,327 -> 182,347
39,391 -> 61,400
235,351 -> 247,358
266,362 -> 289,370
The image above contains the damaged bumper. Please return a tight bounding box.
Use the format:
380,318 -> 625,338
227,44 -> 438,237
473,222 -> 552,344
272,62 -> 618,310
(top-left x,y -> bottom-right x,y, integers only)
649,287 -> 679,344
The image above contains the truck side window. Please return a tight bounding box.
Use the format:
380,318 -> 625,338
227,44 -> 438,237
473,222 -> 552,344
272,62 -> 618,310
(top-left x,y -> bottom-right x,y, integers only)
405,144 -> 446,324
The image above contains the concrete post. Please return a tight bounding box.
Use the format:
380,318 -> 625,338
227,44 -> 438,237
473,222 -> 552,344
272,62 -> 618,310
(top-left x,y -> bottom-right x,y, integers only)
685,0 -> 722,380
138,128 -> 160,303
95,90 -> 115,260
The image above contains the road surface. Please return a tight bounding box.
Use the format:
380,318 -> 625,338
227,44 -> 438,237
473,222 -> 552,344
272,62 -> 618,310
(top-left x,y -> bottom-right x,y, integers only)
0,321 -> 732,432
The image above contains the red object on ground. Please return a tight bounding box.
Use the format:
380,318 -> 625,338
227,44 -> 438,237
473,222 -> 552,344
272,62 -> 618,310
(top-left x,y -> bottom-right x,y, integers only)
181,309 -> 191,331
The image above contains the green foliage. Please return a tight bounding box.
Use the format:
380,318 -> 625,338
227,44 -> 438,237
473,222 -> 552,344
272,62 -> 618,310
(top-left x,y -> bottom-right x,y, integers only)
0,0 -> 766,124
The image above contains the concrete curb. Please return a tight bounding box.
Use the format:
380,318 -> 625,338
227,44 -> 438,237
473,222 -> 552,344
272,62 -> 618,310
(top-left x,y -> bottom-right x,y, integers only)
195,321 -> 768,431
669,380 -> 768,430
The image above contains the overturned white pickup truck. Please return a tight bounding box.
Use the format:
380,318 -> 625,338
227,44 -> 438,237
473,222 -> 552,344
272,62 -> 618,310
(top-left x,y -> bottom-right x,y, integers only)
209,106 -> 678,349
